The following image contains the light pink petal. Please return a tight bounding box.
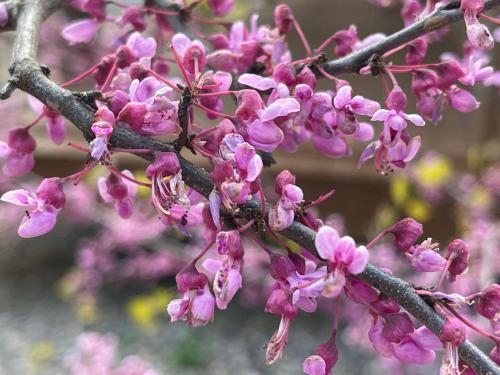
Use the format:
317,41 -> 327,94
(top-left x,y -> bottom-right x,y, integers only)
1,189 -> 35,206
62,19 -> 98,45
303,355 -> 326,375
346,246 -> 369,274
18,210 -> 57,238
247,120 -> 284,152
121,169 -> 138,198
202,258 -> 223,275
238,74 -> 277,91
403,136 -> 421,162
386,113 -> 407,131
404,113 -> 425,126
371,109 -> 390,121
97,177 -> 113,203
0,3 -> 8,27
358,141 -> 379,168
28,96 -> 45,115
171,33 -> 191,57
353,122 -> 374,141
333,85 -> 352,109
369,319 -> 395,358
209,190 -> 221,230
284,184 -> 304,204
351,95 -> 381,116
259,98 -> 300,122
0,141 -> 9,158
246,155 -> 263,182
315,225 -> 339,261
333,236 -> 356,265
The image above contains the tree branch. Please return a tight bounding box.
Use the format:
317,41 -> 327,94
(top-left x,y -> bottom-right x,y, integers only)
318,0 -> 500,75
2,1 -> 500,374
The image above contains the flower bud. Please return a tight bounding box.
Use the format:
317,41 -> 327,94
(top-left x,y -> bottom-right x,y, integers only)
466,22 -> 494,51
436,61 -> 465,90
106,173 -> 128,200
275,170 -> 296,195
128,62 -> 149,80
386,86 -> 407,112
93,55 -> 116,86
183,43 -> 207,75
439,317 -> 466,345
405,38 -> 427,65
445,239 -> 469,277
270,254 -> 296,280
296,67 -> 317,89
265,287 -> 297,319
8,128 -> 36,154
175,267 -> 209,293
274,4 -> 293,35
116,45 -> 136,68
447,87 -> 480,113
145,152 -> 180,179
476,284 -> 500,320
388,218 -> 423,252
273,63 -> 296,87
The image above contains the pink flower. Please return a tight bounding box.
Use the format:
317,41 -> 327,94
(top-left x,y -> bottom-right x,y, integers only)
62,19 -> 98,45
269,170 -> 304,231
461,0 -> 494,50
303,355 -> 326,375
407,238 -> 446,272
333,84 -> 380,135
1,178 -> 65,238
90,106 -> 115,160
315,225 -> 369,297
0,4 -> 8,27
387,218 -> 423,251
0,127 -> 36,177
171,33 -> 207,75
371,86 -> 425,146
98,170 -> 137,219
29,96 -> 65,145
167,266 -> 215,327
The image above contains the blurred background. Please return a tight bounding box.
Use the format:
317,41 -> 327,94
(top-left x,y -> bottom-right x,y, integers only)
0,0 -> 499,374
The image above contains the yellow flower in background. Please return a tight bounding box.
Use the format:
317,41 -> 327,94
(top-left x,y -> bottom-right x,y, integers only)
413,154 -> 451,188
127,288 -> 172,331
470,186 -> 491,209
405,198 -> 431,222
390,176 -> 410,207
29,341 -> 55,368
77,300 -> 99,324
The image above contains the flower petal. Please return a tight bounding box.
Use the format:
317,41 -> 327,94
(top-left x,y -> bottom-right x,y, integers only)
346,246 -> 369,274
238,74 -> 277,91
1,189 -> 35,206
315,226 -> 339,261
18,210 -> 57,238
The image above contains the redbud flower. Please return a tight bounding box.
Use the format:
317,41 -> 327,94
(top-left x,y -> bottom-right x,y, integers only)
476,284 -> 500,321
29,96 -> 65,145
439,317 -> 466,375
167,266 -> 215,327
0,127 -> 36,177
97,170 -> 137,219
461,0 -> 494,50
274,4 -> 293,35
171,33 -> 207,75
269,171 -> 303,231
387,218 -> 423,252
445,239 -> 470,279
1,178 -> 65,238
407,238 -> 446,272
90,106 -> 115,160
372,86 -> 425,147
303,334 -> 339,375
264,287 -> 297,364
315,226 -> 369,297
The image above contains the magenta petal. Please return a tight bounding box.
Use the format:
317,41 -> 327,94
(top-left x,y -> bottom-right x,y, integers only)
394,337 -> 436,364
315,226 -> 339,261
238,74 -> 276,91
62,19 -> 98,45
126,32 -> 157,58
18,210 -> 57,238
312,134 -> 350,158
202,258 -> 223,275
0,3 -> 8,27
404,136 -> 421,162
209,190 -> 221,230
386,113 -> 407,131
448,88 -> 480,113
333,85 -> 352,109
358,141 -> 380,168
411,327 -> 443,351
47,116 -> 65,145
97,177 -> 113,203
353,122 -> 374,141
167,298 -> 189,322
371,109 -> 390,122
3,153 -> 35,177
369,319 -> 395,358
333,236 -> 356,265
246,155 -> 263,182
404,113 -> 425,127
247,120 -> 284,152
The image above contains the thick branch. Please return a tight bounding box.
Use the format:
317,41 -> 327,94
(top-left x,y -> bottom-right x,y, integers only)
318,0 -> 500,75
2,1 -> 500,374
